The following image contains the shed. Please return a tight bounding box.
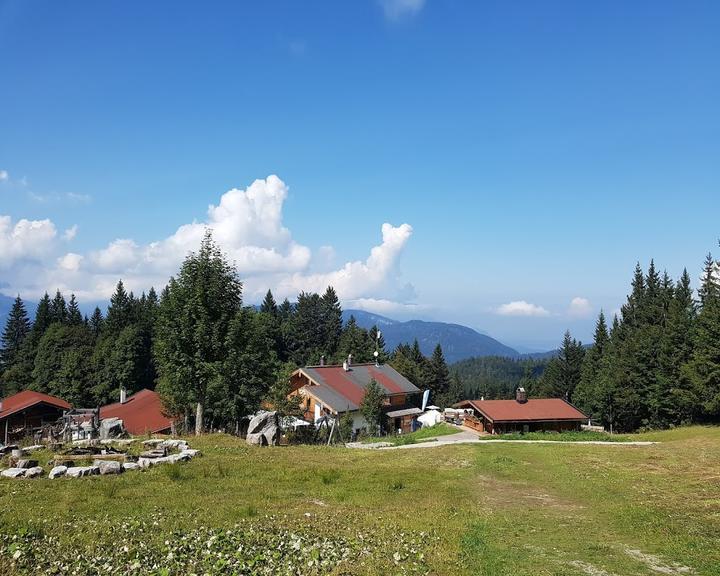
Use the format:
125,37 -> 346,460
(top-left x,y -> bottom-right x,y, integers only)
0,390 -> 71,443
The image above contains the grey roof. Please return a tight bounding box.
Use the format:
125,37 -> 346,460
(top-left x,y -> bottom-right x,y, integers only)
297,363 -> 421,412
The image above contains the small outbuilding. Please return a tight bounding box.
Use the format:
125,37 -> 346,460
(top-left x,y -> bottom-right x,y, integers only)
454,388 -> 587,434
0,390 -> 71,443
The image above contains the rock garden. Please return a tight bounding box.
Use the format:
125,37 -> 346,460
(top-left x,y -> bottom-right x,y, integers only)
0,438 -> 200,480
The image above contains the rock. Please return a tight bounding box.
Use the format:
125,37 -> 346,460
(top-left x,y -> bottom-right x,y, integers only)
23,445 -> 44,453
99,417 -> 126,440
94,460 -> 122,475
49,465 -> 68,479
10,449 -> 24,459
180,449 -> 200,458
66,466 -> 98,478
161,439 -> 189,450
246,411 -> 281,446
16,459 -> 39,469
122,462 -> 140,471
100,439 -> 135,446
1,468 -> 26,478
142,439 -> 164,446
24,466 -> 44,478
140,448 -> 167,458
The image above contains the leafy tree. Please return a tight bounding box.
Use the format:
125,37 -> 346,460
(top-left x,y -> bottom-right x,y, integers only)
265,362 -> 303,419
360,378 -> 385,435
154,231 -> 242,434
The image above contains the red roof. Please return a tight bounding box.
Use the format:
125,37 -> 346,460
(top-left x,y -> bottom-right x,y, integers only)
457,398 -> 587,422
0,390 -> 71,421
100,389 -> 173,435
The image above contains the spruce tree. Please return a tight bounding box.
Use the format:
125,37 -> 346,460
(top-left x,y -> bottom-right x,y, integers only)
67,294 -> 83,325
106,280 -> 132,334
260,289 -> 278,315
320,286 -> 343,358
429,344 -> 451,406
574,311 -> 609,419
50,290 -> 67,324
154,231 -> 242,434
89,307 -> 104,339
0,296 -> 31,383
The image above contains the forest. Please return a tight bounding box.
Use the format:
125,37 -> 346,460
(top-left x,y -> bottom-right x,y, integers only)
2,232 -> 718,433
0,232 -> 458,433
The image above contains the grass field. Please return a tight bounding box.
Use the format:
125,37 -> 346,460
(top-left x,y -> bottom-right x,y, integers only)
1,426 -> 719,575
363,422 -> 462,445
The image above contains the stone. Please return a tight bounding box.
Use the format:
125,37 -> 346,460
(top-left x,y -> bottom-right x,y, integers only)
66,466 -> 98,478
49,465 -> 68,479
99,417 -> 126,440
180,449 -> 200,458
1,468 -> 26,478
122,462 -> 140,471
246,410 -> 281,446
140,448 -> 167,458
142,439 -> 164,446
15,459 -> 39,469
23,445 -> 44,453
24,466 -> 44,478
161,439 -> 189,450
94,460 -> 122,475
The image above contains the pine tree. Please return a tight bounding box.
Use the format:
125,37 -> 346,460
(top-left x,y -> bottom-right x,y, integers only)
429,344 -> 451,406
697,253 -> 718,307
106,280 -> 132,334
260,289 -> 278,315
50,290 -> 67,324
67,294 -> 83,325
32,293 -> 52,342
337,316 -> 374,363
0,296 -> 31,371
89,307 -> 104,340
574,311 -> 609,419
369,325 -> 388,364
537,331 -> 585,401
320,286 -> 343,359
447,371 -> 465,405
154,231 -> 243,434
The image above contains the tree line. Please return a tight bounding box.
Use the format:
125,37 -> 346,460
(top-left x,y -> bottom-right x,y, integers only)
528,249 -> 720,432
0,232 -> 459,433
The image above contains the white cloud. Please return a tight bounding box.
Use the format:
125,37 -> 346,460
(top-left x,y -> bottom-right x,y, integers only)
346,297 -> 426,316
496,300 -> 550,317
568,296 -> 593,318
0,215 -> 57,269
379,0 -> 425,19
0,175 -> 415,305
63,225 -> 78,241
57,252 -> 83,272
0,170 -> 8,181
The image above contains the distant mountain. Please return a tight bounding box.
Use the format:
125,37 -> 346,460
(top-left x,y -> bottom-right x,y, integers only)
342,309 -> 520,363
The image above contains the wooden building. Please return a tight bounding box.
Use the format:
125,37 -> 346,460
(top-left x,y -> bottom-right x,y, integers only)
289,358 -> 421,433
454,389 -> 587,434
0,390 -> 71,444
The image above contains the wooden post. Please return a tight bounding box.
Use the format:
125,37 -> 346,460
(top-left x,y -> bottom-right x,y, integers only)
4,419 -> 8,445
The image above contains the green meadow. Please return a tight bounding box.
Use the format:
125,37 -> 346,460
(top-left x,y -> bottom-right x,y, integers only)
1,426 -> 719,575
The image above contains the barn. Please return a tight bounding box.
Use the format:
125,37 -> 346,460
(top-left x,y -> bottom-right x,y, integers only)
0,390 -> 71,444
454,388 -> 587,434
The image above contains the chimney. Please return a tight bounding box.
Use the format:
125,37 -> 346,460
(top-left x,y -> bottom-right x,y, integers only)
516,387 -> 527,403
347,354 -> 353,367
120,387 -> 127,404
320,355 -> 325,367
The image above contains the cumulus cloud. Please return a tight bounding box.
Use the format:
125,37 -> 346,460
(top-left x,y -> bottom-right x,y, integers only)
0,215 -> 57,269
63,225 -> 78,241
496,300 -> 550,317
0,170 -> 8,181
568,296 -> 593,318
346,297 -> 427,316
379,0 -> 425,19
0,175 -> 415,307
57,252 -> 83,272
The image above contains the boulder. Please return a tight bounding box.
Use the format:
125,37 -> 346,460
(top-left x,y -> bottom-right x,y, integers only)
23,445 -> 44,453
142,439 -> 164,447
16,459 -> 38,469
99,417 -> 126,440
180,449 -> 200,458
94,460 -> 122,475
1,468 -> 26,478
246,410 -> 281,446
161,439 -> 189,450
122,462 -> 140,471
24,467 -> 44,478
49,466 -> 68,479
66,466 -> 98,478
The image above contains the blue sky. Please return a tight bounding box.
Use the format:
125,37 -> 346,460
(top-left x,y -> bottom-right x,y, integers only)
1,0 -> 719,350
